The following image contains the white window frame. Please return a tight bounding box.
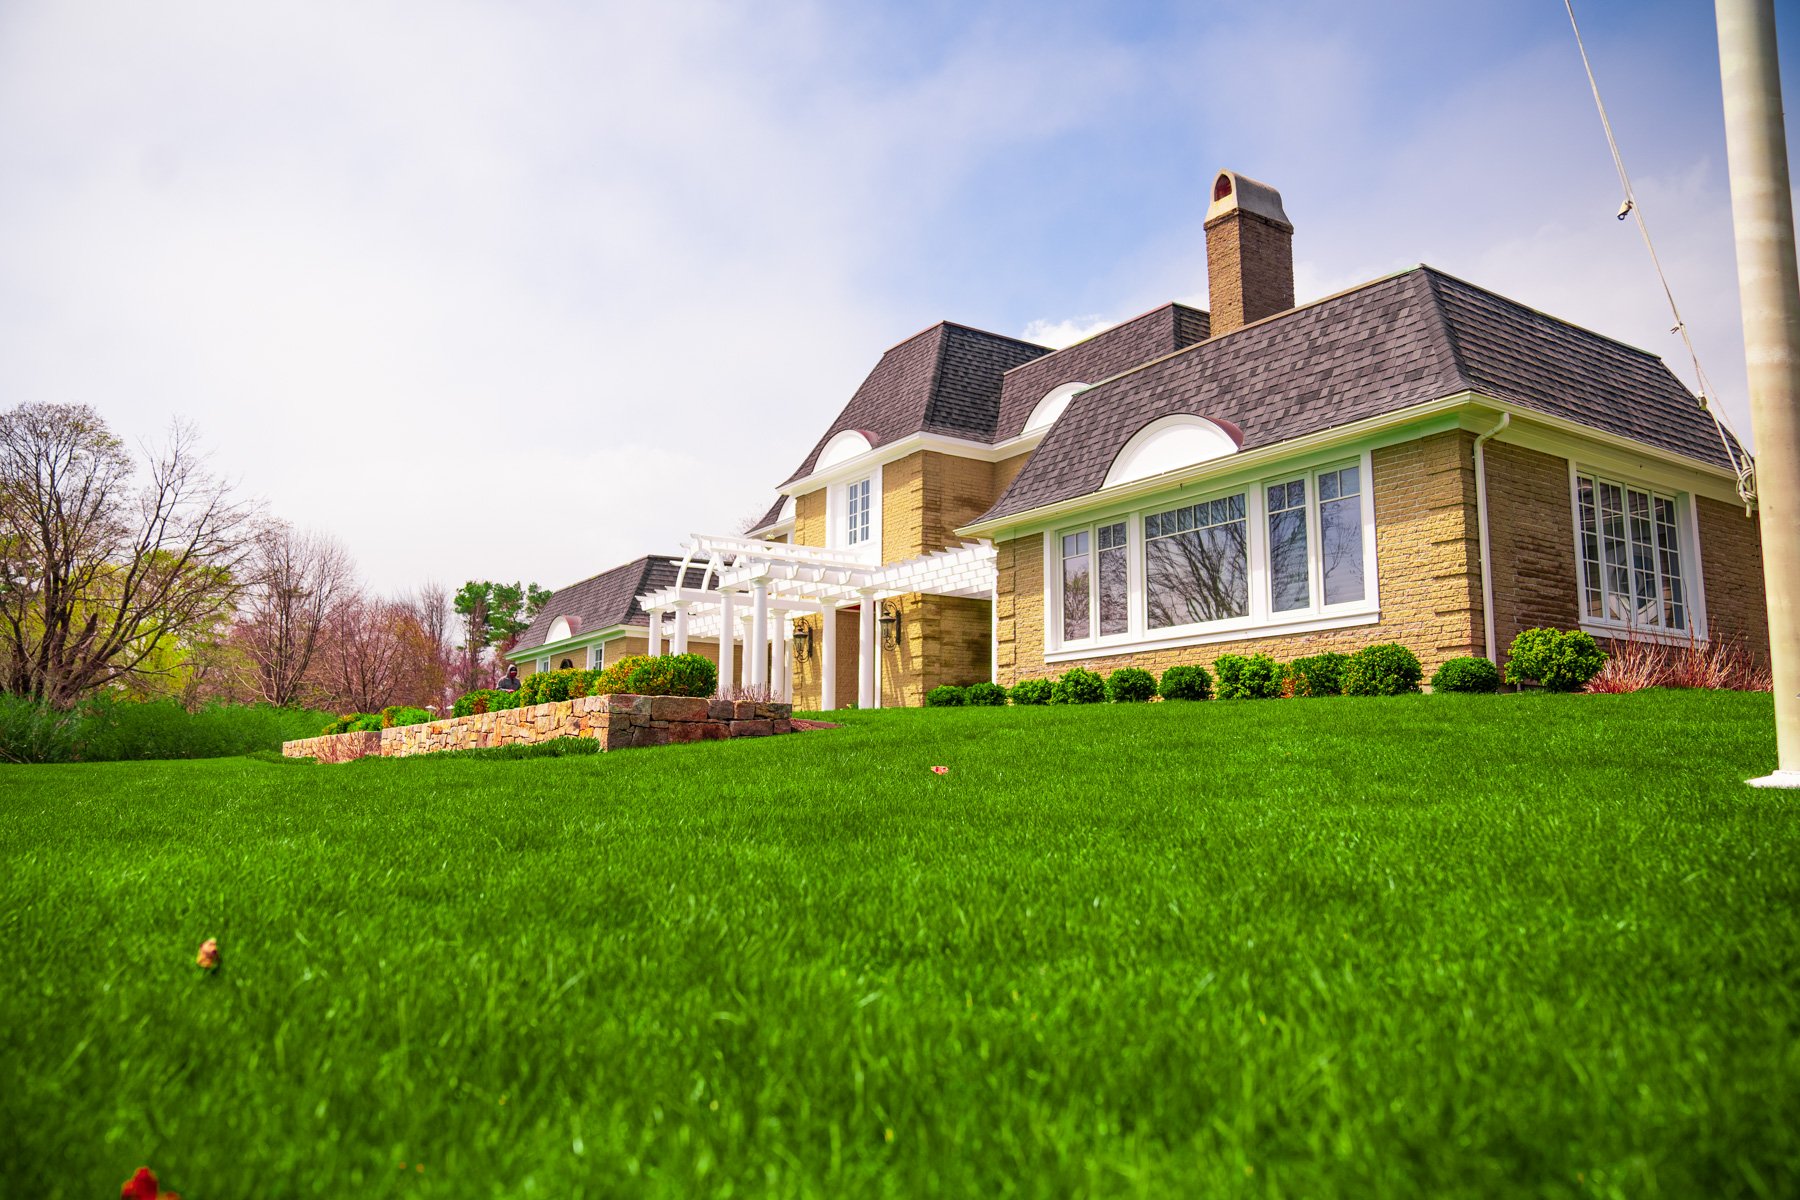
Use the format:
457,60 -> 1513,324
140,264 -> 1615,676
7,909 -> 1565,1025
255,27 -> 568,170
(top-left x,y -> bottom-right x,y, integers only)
1567,464 -> 1707,642
537,657 -> 550,673
827,464 -> 883,561
1045,451 -> 1379,660
589,642 -> 606,669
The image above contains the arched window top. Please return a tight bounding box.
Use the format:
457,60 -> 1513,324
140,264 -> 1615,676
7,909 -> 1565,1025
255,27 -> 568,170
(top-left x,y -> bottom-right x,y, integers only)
1102,415 -> 1243,489
818,429 -> 875,470
547,614 -> 581,643
1025,382 -> 1090,435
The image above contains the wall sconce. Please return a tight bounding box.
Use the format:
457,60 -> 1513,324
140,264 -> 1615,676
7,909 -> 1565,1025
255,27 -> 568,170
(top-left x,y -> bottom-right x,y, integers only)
879,601 -> 902,649
792,622 -> 813,662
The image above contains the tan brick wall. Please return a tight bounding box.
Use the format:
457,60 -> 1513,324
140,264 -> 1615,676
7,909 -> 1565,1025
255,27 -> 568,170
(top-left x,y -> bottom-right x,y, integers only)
1482,441 -> 1580,663
994,431 -> 1483,684
993,451 -> 1032,497
795,488 -> 826,548
790,608 -> 862,710
1697,497 -> 1770,659
881,452 -> 927,560
1204,209 -> 1294,336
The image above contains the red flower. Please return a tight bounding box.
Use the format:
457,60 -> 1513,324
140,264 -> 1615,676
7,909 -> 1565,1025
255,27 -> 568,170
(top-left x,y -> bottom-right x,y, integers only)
930,765 -> 949,775
195,939 -> 220,971
121,1167 -> 179,1199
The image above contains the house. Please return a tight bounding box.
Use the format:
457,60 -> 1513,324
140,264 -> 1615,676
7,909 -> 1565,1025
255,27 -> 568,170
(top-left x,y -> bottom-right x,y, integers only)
511,171 -> 1768,706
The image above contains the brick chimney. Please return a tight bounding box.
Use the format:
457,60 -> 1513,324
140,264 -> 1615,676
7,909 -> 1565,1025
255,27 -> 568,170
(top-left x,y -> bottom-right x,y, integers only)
1204,170 -> 1294,336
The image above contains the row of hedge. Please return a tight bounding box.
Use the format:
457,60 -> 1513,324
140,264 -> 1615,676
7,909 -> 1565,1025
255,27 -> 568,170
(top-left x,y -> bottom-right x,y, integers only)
924,628 -> 1607,708
447,654 -> 719,719
320,705 -> 436,735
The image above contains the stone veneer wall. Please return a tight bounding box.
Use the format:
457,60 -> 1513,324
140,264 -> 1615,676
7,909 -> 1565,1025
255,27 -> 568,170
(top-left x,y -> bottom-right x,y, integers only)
282,694 -> 795,762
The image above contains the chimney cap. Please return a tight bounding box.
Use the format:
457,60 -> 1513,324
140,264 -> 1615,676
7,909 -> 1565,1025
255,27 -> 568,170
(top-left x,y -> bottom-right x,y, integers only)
1204,170 -> 1291,229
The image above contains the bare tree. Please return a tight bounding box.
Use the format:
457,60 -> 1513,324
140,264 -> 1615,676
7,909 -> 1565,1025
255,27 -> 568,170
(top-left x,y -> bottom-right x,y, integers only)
404,581 -> 454,708
312,593 -> 437,713
0,403 -> 256,707
234,522 -> 353,707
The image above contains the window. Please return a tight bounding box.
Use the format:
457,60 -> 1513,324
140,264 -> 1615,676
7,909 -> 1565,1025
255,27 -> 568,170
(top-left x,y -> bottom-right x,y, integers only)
590,643 -> 605,669
1575,471 -> 1688,630
1060,531 -> 1090,640
1059,523 -> 1129,641
846,477 -> 871,546
1318,464 -> 1364,605
538,658 -> 550,673
1145,494 -> 1248,628
1267,478 -> 1309,612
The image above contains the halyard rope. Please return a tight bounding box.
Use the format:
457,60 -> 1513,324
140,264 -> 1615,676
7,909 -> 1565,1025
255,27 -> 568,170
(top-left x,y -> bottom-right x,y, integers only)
1564,0 -> 1758,508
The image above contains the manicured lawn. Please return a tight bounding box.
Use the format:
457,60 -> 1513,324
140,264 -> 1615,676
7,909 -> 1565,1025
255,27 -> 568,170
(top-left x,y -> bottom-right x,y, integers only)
2,691 -> 1797,1198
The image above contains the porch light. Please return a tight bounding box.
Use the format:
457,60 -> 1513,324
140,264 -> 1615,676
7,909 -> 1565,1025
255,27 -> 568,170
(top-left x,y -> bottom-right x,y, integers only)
879,601 -> 902,649
793,622 -> 813,662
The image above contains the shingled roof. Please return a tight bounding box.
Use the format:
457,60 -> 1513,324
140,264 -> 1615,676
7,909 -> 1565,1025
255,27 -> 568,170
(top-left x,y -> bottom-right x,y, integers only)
778,321 -> 1048,487
977,266 -> 1737,525
994,302 -> 1209,442
512,554 -> 681,654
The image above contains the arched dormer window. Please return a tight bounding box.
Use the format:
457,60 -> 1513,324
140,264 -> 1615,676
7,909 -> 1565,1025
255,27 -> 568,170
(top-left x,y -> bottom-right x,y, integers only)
817,429 -> 875,470
1025,382 -> 1090,435
546,615 -> 581,643
1102,415 -> 1242,488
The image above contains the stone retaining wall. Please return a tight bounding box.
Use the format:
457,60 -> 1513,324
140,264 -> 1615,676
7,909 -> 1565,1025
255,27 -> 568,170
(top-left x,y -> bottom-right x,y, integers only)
282,694 -> 794,762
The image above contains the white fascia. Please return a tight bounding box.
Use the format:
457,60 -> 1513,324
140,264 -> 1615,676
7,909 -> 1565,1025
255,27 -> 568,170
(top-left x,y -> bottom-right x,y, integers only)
778,429 -> 1048,497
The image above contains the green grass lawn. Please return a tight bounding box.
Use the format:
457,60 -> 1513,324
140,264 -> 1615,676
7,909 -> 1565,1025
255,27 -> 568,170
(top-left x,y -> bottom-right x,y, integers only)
3,691 -> 1797,1198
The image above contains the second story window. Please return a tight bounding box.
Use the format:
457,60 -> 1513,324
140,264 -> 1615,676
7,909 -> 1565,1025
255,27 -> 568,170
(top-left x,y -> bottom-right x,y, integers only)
846,477 -> 872,546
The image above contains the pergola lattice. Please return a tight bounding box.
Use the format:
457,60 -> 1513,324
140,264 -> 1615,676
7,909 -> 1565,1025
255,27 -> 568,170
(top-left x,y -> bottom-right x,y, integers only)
636,533 -> 997,710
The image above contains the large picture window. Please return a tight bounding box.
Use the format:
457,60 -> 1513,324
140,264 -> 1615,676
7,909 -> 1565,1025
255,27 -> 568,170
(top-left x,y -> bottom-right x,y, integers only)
1575,471 -> 1688,631
1049,454 -> 1376,654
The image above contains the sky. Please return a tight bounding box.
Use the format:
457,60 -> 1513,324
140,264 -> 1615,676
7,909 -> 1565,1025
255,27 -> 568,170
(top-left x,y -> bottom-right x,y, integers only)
2,0 -> 1796,594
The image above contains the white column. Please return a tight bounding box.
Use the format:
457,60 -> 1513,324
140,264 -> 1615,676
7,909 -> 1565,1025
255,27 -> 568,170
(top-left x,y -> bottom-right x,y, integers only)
773,614 -> 790,703
739,613 -> 754,689
672,605 -> 689,655
749,581 -> 770,691
646,609 -> 662,656
858,592 -> 878,709
820,606 -> 837,712
715,593 -> 735,698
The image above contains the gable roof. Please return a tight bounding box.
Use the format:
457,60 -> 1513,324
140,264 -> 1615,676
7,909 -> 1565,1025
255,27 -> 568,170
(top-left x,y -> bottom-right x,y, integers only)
994,302 -> 1209,442
511,554 -> 681,654
977,266 -> 1738,525
778,321 -> 1048,487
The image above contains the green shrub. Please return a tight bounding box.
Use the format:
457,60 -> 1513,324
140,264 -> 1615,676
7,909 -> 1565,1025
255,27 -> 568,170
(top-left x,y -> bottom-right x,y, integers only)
1343,643 -> 1424,696
619,653 -> 717,698
1214,654 -> 1284,700
0,694 -> 85,764
1431,656 -> 1501,694
593,655 -> 654,695
1009,678 -> 1054,706
1051,667 -> 1106,705
1287,652 -> 1348,697
3,695 -> 337,763
1157,664 -> 1213,701
1106,667 -> 1157,703
426,736 -> 603,761
1505,627 -> 1607,692
451,689 -> 517,718
382,706 -> 435,728
516,668 -> 602,706
965,682 -> 1009,707
925,685 -> 967,707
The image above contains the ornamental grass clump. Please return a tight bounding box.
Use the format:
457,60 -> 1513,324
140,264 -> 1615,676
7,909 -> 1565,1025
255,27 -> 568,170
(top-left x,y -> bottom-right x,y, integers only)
1286,652 -> 1348,697
1430,656 -> 1501,694
1105,667 -> 1157,703
1050,667 -> 1106,705
1504,628 -> 1606,693
1214,654 -> 1284,700
965,682 -> 1009,707
1342,643 -> 1423,696
925,685 -> 967,707
1009,678 -> 1054,706
1157,664 -> 1212,701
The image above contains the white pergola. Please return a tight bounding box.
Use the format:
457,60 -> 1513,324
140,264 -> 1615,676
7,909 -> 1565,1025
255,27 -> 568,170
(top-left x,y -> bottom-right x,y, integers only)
636,533 -> 997,710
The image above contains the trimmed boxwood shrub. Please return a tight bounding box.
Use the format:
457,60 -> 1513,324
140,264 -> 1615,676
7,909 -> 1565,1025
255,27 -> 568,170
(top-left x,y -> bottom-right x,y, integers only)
322,712 -> 384,735
1286,652 -> 1348,697
1505,627 -> 1607,692
1050,667 -> 1106,705
381,705 -> 434,728
1214,653 -> 1283,700
965,681 -> 1009,707
1343,643 -> 1424,696
1158,664 -> 1213,701
516,667 -> 603,706
1106,667 -> 1157,703
1431,655 -> 1501,694
925,685 -> 967,707
452,689 -> 518,717
1010,678 -> 1054,706
618,653 -> 717,698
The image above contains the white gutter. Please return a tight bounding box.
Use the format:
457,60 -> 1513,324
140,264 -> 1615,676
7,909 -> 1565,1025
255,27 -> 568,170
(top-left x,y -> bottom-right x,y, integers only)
1473,413 -> 1511,661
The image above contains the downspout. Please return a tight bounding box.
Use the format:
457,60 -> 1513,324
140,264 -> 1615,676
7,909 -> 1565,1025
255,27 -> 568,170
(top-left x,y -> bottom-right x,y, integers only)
1473,413 -> 1511,661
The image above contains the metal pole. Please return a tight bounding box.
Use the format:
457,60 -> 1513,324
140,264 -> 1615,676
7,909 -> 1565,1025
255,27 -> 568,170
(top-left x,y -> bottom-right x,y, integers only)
1717,0 -> 1800,786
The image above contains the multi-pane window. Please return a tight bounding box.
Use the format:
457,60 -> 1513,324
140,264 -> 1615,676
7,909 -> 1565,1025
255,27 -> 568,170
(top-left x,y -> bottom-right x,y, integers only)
1318,464 -> 1364,605
845,478 -> 872,546
1060,531 -> 1090,641
1267,478 -> 1309,612
1576,472 -> 1687,630
1060,523 -> 1129,640
1145,494 -> 1249,628
1096,522 -> 1128,635
590,643 -> 605,669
